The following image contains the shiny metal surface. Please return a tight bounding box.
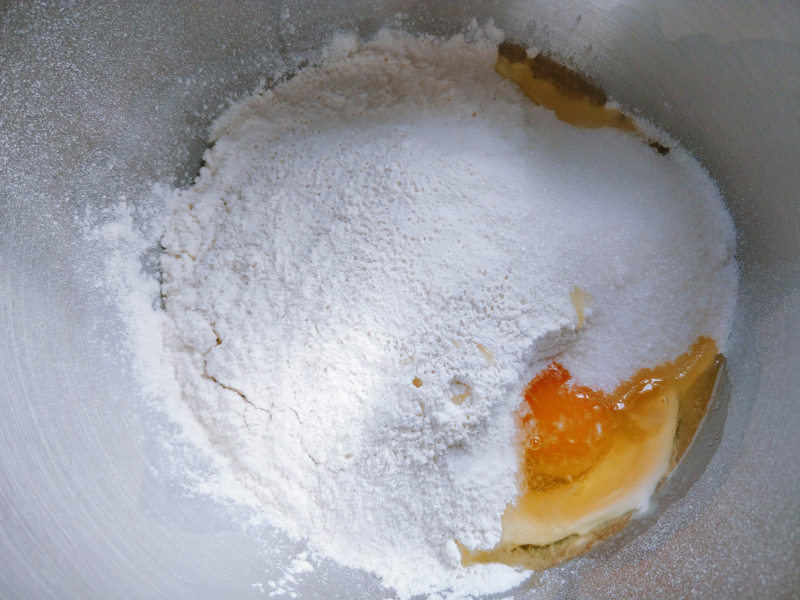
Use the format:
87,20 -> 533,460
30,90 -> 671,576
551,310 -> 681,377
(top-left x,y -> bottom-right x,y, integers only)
1,1 -> 798,598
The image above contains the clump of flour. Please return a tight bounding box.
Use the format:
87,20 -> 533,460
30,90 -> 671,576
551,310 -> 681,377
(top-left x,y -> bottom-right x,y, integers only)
144,27 -> 736,599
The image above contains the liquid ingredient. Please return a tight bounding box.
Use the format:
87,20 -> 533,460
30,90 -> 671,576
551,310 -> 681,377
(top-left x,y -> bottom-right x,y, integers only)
570,286 -> 593,330
495,42 -> 635,132
519,336 -> 718,488
495,42 -> 670,154
460,337 -> 723,568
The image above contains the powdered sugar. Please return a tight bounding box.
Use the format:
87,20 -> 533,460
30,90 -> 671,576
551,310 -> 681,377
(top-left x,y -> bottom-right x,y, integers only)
109,28 -> 736,599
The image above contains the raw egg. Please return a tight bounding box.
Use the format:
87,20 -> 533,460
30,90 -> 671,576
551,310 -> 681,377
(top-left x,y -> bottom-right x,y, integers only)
461,336 -> 723,568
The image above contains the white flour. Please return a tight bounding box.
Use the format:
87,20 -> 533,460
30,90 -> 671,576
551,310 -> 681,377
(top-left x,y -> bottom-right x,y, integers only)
140,27 -> 736,599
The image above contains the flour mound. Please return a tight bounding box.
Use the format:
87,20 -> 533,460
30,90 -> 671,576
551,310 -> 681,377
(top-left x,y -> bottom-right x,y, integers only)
160,28 -> 737,598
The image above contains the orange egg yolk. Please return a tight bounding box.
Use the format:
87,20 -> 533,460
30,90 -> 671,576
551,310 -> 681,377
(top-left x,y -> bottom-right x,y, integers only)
518,335 -> 720,493
520,363 -> 621,482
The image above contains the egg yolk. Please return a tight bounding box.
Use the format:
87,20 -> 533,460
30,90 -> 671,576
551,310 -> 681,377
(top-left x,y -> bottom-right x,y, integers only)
520,362 -> 621,483
519,335 -> 720,493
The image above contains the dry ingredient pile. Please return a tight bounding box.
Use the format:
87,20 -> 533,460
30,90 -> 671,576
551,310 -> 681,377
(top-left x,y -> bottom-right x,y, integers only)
153,28 -> 737,599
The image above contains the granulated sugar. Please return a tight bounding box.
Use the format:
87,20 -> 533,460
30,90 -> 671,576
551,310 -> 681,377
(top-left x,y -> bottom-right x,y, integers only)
120,28 -> 735,599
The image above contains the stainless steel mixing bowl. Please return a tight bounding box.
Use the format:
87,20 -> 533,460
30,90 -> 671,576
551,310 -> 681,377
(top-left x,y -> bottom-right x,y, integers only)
1,1 -> 798,598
